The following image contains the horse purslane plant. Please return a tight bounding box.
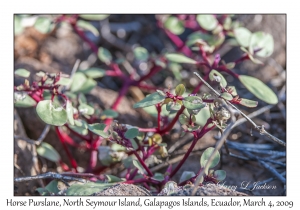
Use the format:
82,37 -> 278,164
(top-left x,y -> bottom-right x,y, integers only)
14,14 -> 282,195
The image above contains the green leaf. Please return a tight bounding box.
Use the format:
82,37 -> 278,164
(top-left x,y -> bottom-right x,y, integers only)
14,15 -> 24,35
220,92 -> 233,101
179,114 -> 189,125
87,123 -> 108,138
129,139 -> 138,150
70,72 -> 87,92
209,70 -> 227,88
195,107 -> 211,126
78,103 -> 95,115
179,171 -> 196,183
239,75 -> 278,104
56,77 -> 71,86
36,100 -> 67,126
36,188 -> 50,195
248,53 -> 264,65
15,68 -> 30,78
124,128 -> 139,139
14,93 -> 37,107
227,86 -> 237,96
69,120 -> 88,135
44,180 -> 60,194
106,175 -> 125,183
166,53 -> 197,64
133,159 -> 145,174
200,147 -> 220,169
153,173 -> 164,181
122,156 -> 134,169
98,47 -> 112,64
80,68 -> 106,78
66,182 -> 114,196
66,100 -> 74,125
34,17 -> 54,34
175,84 -> 185,96
78,93 -> 87,104
79,14 -> 110,21
111,143 -> 126,151
249,32 -> 274,57
183,96 -> 205,110
133,47 -> 149,61
164,16 -> 184,35
239,98 -> 258,108
225,62 -> 235,69
196,15 -> 218,31
213,170 -> 226,181
234,27 -> 252,47
133,92 -> 165,108
102,109 -> 119,118
156,90 -> 166,97
98,146 -> 112,166
37,142 -> 61,162
77,20 -> 99,36
77,78 -> 97,94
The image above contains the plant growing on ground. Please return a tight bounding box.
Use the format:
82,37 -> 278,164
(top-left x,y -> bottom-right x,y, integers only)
14,14 -> 285,195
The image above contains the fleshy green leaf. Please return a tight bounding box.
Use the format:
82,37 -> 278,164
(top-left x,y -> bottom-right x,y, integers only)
179,171 -> 196,183
220,92 -> 233,101
77,78 -> 97,93
133,159 -> 145,174
77,20 -> 99,36
79,14 -> 110,21
239,75 -> 278,104
98,146 -> 112,166
66,182 -> 114,196
239,98 -> 258,107
234,27 -> 252,47
200,147 -> 220,169
249,32 -> 274,57
179,114 -> 189,125
129,139 -> 138,150
133,92 -> 165,108
209,70 -> 227,88
225,62 -> 235,69
87,123 -> 108,138
133,47 -> 149,61
37,142 -> 61,162
56,77 -> 71,86
78,103 -> 95,115
122,156 -> 134,169
44,180 -> 60,194
69,120 -> 88,135
66,100 -> 74,125
153,173 -> 165,181
165,53 -> 197,64
164,16 -> 184,35
36,100 -> 67,126
183,96 -> 205,110
78,93 -> 87,104
15,69 -> 30,78
101,109 -> 118,118
213,170 -> 226,181
175,84 -> 185,96
106,175 -> 125,183
98,47 -> 112,64
124,128 -> 139,139
227,86 -> 237,96
70,72 -> 87,92
195,107 -> 211,126
80,68 -> 106,78
34,17 -> 54,34
14,93 -> 37,107
196,15 -> 218,31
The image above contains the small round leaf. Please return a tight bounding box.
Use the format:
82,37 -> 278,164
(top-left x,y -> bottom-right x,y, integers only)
179,171 -> 196,183
87,123 -> 108,138
79,14 -> 110,21
98,47 -> 112,64
234,27 -> 252,47
164,16 -> 184,35
220,92 -> 233,101
133,47 -> 149,61
15,69 -> 30,78
209,70 -> 227,88
197,15 -> 218,31
78,103 -> 95,115
200,147 -> 220,169
37,142 -> 61,162
183,96 -> 205,110
133,92 -> 165,108
175,84 -> 186,96
238,98 -> 258,108
249,32 -> 274,57
36,100 -> 67,126
80,68 -> 106,78
124,128 -> 139,139
213,170 -> 226,181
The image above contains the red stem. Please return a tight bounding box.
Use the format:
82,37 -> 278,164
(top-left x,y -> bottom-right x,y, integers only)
169,119 -> 215,178
133,151 -> 153,177
55,127 -> 78,172
158,106 -> 185,135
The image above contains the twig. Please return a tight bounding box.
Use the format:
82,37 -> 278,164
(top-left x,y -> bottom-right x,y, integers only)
14,125 -> 50,146
193,72 -> 286,147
